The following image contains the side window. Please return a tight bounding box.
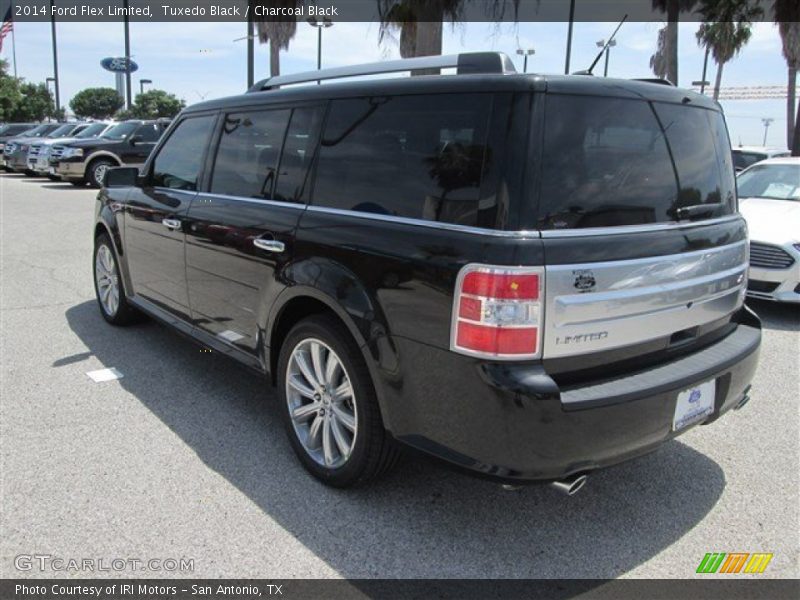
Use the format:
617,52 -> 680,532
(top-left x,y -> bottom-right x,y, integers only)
210,109 -> 291,199
151,115 -> 216,191
312,94 -> 494,226
274,106 -> 324,203
137,124 -> 160,142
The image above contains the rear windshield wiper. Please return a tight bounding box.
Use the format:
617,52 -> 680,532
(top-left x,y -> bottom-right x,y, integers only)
671,204 -> 723,221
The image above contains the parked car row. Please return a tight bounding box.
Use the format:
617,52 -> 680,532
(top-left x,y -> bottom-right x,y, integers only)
0,119 -> 171,187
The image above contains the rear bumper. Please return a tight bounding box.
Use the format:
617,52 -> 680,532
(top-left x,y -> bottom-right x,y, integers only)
380,313 -> 761,482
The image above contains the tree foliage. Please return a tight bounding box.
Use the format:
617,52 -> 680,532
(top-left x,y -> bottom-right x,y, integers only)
0,59 -> 56,122
650,0 -> 699,84
695,0 -> 763,100
69,88 -> 124,119
124,89 -> 185,119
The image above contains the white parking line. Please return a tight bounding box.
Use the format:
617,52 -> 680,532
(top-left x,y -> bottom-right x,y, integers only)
86,368 -> 124,383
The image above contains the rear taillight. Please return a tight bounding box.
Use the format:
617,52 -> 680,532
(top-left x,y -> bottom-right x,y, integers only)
450,264 -> 544,360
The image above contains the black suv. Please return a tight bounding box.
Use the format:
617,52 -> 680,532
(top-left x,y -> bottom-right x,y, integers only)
93,53 -> 761,491
53,119 -> 170,187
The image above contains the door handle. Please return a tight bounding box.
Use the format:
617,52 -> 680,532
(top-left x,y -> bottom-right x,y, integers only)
162,218 -> 182,230
253,238 -> 285,253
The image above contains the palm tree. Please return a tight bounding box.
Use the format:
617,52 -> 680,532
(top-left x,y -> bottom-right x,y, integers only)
250,0 -> 299,76
774,0 -> 800,154
651,0 -> 699,85
695,0 -> 763,101
377,1 -> 519,66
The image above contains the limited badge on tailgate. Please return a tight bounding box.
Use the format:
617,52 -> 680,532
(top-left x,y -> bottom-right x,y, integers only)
673,380 -> 716,431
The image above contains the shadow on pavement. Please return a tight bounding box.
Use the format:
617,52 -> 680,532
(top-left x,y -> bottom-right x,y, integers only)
63,300 -> 726,579
746,299 -> 799,333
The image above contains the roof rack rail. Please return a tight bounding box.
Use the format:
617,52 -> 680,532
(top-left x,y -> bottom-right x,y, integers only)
248,52 -> 516,93
632,78 -> 675,86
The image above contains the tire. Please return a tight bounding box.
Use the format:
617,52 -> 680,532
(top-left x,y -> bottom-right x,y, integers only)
87,159 -> 115,188
277,315 -> 400,487
23,169 -> 35,177
93,233 -> 139,325
47,174 -> 60,181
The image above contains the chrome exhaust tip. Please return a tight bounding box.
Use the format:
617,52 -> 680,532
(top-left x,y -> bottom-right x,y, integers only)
734,385 -> 752,411
550,473 -> 588,496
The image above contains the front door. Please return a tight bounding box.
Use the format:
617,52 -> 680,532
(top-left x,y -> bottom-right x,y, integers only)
123,114 -> 217,323
185,105 -> 324,357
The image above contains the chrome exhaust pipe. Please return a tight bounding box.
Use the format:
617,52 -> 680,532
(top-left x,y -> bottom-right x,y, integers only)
734,385 -> 752,411
550,473 -> 588,496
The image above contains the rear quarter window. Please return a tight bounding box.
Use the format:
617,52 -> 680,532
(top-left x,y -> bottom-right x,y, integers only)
312,93 -> 502,228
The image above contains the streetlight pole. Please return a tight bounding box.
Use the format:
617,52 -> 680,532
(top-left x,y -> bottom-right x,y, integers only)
596,39 -> 616,77
699,46 -> 710,95
307,17 -> 333,84
762,118 -> 774,146
49,0 -> 60,118
46,77 -> 56,121
139,79 -> 152,96
123,0 -> 132,109
247,13 -> 254,89
564,0 -> 575,74
516,48 -> 535,73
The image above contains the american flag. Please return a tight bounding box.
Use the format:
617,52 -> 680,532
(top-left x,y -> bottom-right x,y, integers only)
0,6 -> 13,54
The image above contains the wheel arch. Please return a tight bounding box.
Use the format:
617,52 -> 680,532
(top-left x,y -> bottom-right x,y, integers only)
266,287 -> 399,433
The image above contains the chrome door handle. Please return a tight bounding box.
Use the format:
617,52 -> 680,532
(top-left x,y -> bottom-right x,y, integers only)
253,238 -> 285,253
162,218 -> 182,230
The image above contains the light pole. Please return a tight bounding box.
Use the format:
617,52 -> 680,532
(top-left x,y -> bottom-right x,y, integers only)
307,16 -> 333,84
46,78 -> 56,121
516,48 -> 535,73
139,79 -> 152,96
762,118 -> 774,146
596,39 -> 616,77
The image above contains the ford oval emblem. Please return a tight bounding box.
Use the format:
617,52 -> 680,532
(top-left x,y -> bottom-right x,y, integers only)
689,389 -> 702,403
101,57 -> 139,73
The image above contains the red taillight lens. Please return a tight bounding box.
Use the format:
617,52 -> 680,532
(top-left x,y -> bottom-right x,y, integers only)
451,265 -> 543,360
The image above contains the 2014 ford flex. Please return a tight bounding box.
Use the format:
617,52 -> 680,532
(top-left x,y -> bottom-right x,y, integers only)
92,53 -> 761,491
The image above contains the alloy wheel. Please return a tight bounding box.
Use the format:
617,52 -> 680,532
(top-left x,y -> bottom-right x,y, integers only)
285,338 -> 358,469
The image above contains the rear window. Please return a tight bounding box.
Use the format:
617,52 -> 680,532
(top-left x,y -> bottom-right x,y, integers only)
536,95 -> 735,230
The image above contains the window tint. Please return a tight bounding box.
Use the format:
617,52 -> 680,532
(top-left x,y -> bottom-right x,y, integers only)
733,152 -> 765,171
537,95 -> 734,230
151,116 -> 215,190
210,110 -> 291,199
137,123 -> 161,142
313,94 -> 494,226
274,107 -> 324,203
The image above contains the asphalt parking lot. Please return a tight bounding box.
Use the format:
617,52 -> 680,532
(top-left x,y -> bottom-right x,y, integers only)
0,172 -> 798,580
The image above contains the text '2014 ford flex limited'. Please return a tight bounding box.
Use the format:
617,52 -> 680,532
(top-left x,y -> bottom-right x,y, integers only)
93,53 -> 761,493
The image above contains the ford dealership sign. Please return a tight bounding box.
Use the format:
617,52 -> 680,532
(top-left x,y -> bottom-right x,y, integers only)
101,57 -> 139,74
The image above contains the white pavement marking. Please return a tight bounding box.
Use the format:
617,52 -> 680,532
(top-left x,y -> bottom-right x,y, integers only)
86,367 -> 124,382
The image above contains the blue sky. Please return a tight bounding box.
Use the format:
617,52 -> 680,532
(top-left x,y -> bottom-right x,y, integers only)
3,20 -> 796,148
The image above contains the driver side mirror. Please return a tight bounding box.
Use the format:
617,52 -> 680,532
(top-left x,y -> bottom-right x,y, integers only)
129,135 -> 143,145
104,166 -> 139,188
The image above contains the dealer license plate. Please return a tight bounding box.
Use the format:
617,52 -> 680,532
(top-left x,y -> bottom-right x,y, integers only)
673,380 -> 716,431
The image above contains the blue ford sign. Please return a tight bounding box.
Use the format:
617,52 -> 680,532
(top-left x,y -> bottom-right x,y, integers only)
101,57 -> 139,74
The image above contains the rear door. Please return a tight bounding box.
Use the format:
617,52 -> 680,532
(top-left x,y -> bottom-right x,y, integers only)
123,114 -> 217,322
184,104 -> 325,357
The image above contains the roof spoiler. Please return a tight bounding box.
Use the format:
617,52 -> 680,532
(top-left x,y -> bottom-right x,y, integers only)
247,52 -> 517,92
